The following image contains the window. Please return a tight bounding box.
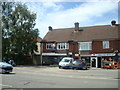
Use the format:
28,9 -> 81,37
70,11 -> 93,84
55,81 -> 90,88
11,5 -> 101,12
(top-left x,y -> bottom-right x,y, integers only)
57,43 -> 69,50
46,43 -> 56,50
79,42 -> 92,51
103,41 -> 109,49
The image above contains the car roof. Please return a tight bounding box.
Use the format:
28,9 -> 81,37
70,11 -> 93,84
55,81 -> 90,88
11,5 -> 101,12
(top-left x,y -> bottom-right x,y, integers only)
0,62 -> 6,63
0,62 -> 12,66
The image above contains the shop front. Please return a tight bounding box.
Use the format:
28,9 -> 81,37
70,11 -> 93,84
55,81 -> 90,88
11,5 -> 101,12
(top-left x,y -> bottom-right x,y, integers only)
91,53 -> 116,68
81,53 -> 116,68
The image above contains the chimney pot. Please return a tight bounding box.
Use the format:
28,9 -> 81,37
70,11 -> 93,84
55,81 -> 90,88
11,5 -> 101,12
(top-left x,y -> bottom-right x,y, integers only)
111,20 -> 116,26
48,26 -> 53,31
74,22 -> 79,31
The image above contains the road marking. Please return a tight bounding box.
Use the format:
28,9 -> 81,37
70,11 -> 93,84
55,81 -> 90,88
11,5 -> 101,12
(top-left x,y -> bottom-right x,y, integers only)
0,84 -> 12,87
24,82 -> 31,85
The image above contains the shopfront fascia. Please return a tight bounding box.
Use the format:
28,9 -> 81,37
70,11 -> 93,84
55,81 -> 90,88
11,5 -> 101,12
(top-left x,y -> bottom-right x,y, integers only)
81,53 -> 116,68
41,53 -> 117,68
91,53 -> 116,68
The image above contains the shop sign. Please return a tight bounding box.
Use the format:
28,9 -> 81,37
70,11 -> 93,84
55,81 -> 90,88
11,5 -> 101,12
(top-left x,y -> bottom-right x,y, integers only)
96,53 -> 115,56
69,52 -> 72,55
91,53 -> 115,56
42,53 -> 67,56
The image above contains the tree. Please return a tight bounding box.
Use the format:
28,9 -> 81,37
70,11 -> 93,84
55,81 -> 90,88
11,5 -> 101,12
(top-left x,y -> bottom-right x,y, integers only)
2,2 -> 15,61
2,2 -> 39,64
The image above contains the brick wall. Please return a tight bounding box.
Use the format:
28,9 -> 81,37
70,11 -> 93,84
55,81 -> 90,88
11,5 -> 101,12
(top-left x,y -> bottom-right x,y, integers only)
42,40 -> 120,54
92,40 -> 120,53
42,42 -> 79,54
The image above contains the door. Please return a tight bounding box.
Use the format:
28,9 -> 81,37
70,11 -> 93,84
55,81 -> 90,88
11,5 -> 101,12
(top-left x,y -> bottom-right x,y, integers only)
91,57 -> 98,68
98,57 -> 102,68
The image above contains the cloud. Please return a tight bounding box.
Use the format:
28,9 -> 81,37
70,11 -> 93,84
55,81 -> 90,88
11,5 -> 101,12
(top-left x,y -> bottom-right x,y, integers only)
42,2 -> 63,10
11,0 -> 120,2
24,0 -> 118,38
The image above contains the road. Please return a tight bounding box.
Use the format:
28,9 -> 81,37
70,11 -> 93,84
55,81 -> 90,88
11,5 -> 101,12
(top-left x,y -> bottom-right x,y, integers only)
1,66 -> 119,88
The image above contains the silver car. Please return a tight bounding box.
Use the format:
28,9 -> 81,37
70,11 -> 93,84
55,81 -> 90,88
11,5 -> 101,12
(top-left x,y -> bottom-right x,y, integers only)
0,62 -> 13,73
59,57 -> 74,69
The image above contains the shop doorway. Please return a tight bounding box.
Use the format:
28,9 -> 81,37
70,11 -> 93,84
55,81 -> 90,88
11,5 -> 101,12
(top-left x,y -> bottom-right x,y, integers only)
98,57 -> 102,68
91,57 -> 98,68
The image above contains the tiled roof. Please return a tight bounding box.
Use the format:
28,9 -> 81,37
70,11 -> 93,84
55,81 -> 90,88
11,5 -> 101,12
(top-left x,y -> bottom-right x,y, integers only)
43,25 -> 119,42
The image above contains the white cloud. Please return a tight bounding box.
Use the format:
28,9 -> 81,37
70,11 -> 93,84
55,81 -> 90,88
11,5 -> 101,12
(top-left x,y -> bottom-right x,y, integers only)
12,0 -> 120,2
24,1 -> 118,38
42,2 -> 62,9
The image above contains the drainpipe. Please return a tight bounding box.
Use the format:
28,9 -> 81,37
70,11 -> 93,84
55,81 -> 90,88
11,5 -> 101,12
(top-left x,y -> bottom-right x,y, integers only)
40,43 -> 43,66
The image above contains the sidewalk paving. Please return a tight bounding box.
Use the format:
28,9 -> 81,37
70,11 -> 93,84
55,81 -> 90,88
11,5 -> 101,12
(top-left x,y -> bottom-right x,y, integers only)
15,65 -> 120,70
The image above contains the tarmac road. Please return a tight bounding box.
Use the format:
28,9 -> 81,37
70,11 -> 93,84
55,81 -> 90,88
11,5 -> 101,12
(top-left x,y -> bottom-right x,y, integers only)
1,66 -> 119,88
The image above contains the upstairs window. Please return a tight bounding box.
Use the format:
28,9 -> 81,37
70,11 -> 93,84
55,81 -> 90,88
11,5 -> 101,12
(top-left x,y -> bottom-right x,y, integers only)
79,42 -> 92,51
57,43 -> 69,50
46,43 -> 56,50
103,41 -> 109,49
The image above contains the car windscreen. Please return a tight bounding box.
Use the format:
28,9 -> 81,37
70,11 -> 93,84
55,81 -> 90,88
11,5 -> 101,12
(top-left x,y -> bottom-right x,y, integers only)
62,59 -> 71,62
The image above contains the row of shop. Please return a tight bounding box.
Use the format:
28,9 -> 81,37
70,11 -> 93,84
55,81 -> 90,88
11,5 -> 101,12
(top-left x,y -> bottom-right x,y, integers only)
41,53 -> 120,68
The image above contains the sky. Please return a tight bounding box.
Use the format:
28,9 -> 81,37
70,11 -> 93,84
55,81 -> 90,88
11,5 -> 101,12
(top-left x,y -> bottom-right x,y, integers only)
17,0 -> 119,38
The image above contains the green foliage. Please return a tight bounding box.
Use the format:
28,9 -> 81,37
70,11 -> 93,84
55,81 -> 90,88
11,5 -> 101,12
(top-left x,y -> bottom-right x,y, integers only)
2,2 -> 39,62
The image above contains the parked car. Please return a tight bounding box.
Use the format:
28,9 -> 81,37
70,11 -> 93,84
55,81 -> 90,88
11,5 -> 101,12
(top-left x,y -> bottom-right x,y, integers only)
72,60 -> 88,70
8,59 -> 16,66
0,62 -> 13,73
58,57 -> 74,69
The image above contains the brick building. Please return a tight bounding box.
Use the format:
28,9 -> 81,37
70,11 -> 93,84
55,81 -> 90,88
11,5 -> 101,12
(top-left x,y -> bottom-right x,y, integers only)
41,20 -> 120,68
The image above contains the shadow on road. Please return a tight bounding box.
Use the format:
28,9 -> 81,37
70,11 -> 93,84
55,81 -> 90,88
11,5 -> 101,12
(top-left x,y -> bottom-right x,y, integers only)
1,72 -> 16,75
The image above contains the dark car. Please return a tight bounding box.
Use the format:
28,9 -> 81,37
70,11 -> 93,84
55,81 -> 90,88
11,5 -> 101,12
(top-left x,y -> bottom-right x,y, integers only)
71,60 -> 88,70
0,62 -> 13,73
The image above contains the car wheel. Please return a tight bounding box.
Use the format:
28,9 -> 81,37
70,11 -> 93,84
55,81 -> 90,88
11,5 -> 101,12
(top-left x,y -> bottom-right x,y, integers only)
83,66 -> 87,70
59,66 -> 62,69
72,67 -> 74,70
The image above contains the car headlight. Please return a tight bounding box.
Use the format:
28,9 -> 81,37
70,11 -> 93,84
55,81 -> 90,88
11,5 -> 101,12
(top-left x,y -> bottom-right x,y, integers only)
0,65 -> 2,67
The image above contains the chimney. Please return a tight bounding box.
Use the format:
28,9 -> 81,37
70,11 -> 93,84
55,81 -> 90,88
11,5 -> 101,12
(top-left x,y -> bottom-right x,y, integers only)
48,26 -> 53,31
111,20 -> 116,26
74,22 -> 79,31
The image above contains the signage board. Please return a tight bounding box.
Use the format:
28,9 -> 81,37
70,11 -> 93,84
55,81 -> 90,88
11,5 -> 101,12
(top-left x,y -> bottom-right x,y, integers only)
91,53 -> 115,56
